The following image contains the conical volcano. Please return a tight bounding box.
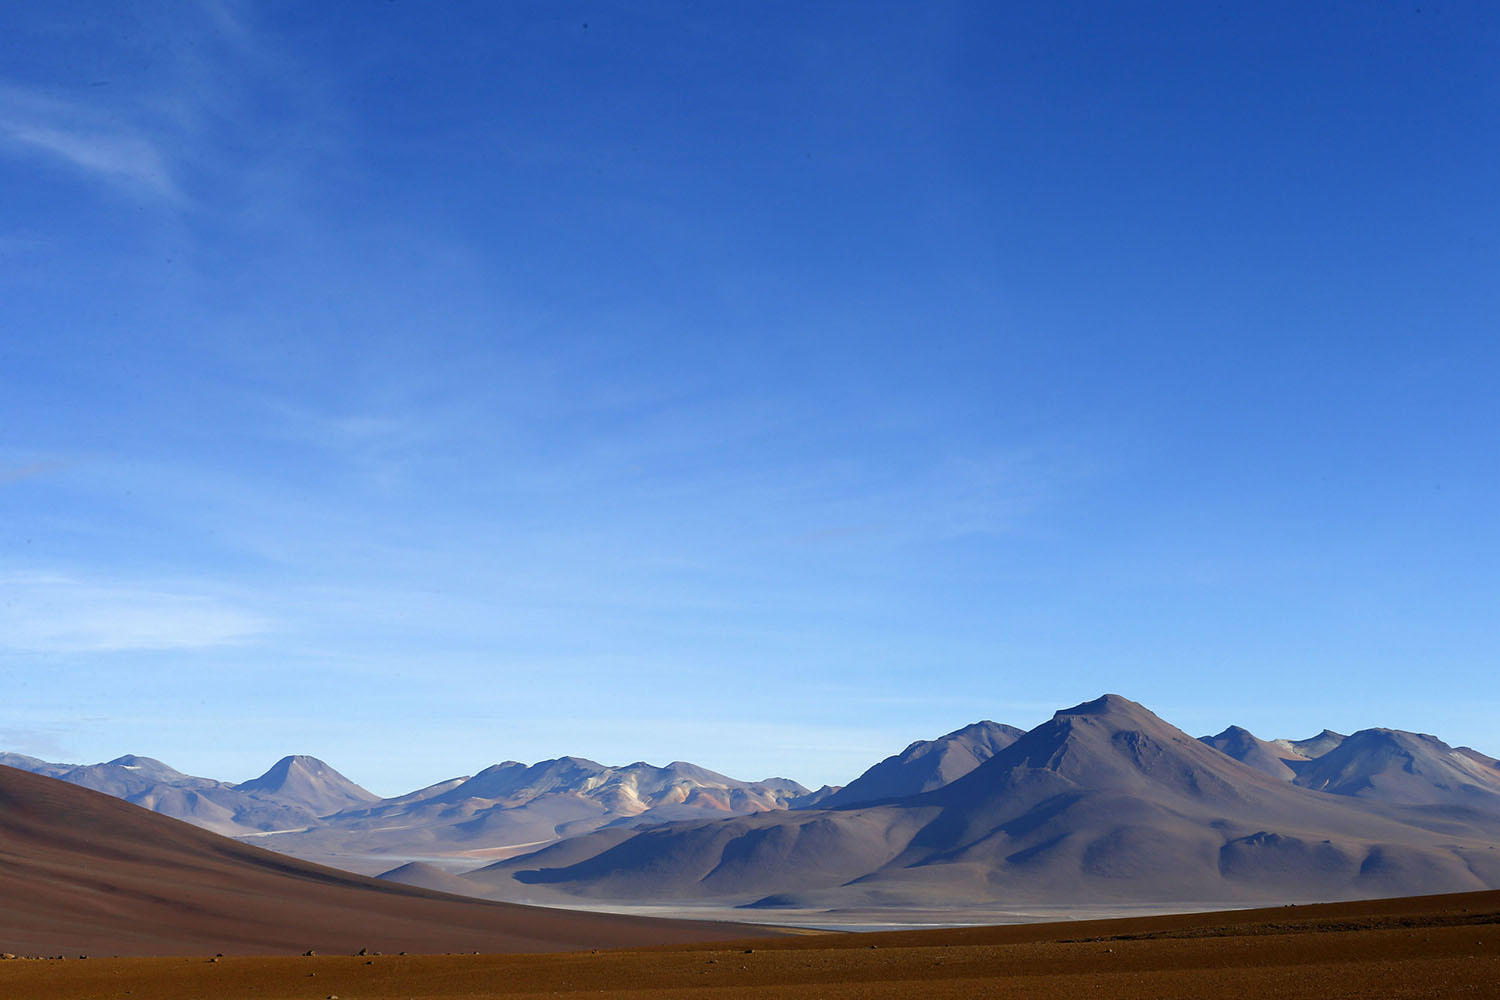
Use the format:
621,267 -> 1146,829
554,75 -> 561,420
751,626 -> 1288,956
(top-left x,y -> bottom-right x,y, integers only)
234,754 -> 380,816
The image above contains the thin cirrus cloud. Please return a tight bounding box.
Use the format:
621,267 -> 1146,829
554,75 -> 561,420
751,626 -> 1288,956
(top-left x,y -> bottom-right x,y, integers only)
0,2 -> 302,209
0,572 -> 268,654
0,88 -> 179,200
2,121 -> 177,199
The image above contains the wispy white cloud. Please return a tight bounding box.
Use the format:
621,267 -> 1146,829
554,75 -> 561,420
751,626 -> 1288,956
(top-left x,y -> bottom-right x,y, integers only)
1,119 -> 177,198
0,87 -> 179,199
0,572 -> 268,653
0,5 -> 326,209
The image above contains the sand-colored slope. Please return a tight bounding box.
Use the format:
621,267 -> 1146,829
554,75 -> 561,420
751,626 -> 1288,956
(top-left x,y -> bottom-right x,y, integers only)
0,765 -> 755,956
7,890 -> 1498,999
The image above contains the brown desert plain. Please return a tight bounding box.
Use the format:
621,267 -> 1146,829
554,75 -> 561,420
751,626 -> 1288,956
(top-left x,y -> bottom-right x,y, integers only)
4,763 -> 1500,998
3,892 -> 1497,999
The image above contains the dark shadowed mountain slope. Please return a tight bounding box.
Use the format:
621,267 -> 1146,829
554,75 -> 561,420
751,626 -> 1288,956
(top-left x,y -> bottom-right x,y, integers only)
0,765 -> 756,956
470,695 -> 1500,909
1200,726 -> 1302,781
1291,728 -> 1500,812
815,721 -> 1024,809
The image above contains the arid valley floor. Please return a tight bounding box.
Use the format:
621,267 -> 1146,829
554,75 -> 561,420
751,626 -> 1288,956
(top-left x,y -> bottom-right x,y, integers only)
5,891 -> 1499,999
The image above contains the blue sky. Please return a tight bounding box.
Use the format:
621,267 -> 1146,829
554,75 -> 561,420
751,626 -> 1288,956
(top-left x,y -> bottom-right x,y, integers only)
2,2 -> 1497,795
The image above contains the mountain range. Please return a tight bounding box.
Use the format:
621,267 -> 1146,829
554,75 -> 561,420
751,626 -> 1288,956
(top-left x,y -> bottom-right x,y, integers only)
0,749 -> 814,874
249,757 -> 811,873
7,694 -> 1499,911
0,751 -> 378,837
0,764 -> 748,956
440,695 -> 1500,909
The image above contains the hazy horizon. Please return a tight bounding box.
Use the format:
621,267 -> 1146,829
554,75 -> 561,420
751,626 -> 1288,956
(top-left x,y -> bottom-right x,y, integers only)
3,3 -> 1497,797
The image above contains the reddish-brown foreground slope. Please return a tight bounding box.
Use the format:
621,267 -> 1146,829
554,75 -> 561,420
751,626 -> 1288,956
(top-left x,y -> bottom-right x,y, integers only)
0,765 -> 756,956
5,890 -> 1498,998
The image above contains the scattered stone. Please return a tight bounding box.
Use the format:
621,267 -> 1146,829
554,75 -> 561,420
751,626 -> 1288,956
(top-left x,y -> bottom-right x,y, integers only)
743,948 -> 755,954
0,953 -> 15,960
304,949 -> 317,957
356,947 -> 368,956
